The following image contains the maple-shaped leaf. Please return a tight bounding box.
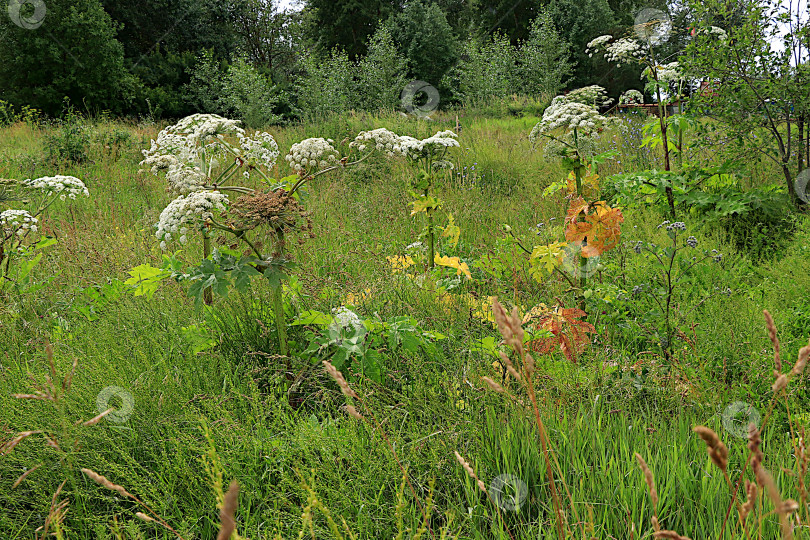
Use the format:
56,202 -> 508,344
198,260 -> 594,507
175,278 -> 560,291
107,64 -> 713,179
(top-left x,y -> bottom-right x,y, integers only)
564,198 -> 624,258
441,213 -> 461,249
410,195 -> 443,216
566,169 -> 600,195
528,242 -> 567,282
526,306 -> 595,362
583,203 -> 624,256
434,254 -> 472,279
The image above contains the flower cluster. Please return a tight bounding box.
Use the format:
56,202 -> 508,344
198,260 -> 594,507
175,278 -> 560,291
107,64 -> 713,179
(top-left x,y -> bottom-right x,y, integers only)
565,85 -> 613,108
586,35 -> 613,53
23,175 -> 89,200
330,306 -> 366,335
657,220 -> 686,231
619,89 -> 644,106
587,35 -> 646,67
350,128 -> 403,156
0,209 -> 38,237
642,62 -> 682,83
141,114 -> 246,169
155,190 -> 228,250
164,165 -> 208,195
238,131 -> 280,169
531,97 -> 614,139
285,138 -> 339,173
398,130 -> 459,168
171,113 -> 244,145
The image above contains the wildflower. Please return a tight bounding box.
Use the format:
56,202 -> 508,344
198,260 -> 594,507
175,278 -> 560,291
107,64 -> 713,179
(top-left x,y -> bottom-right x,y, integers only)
237,131 -> 280,169
329,306 -> 366,336
642,62 -> 682,83
686,236 -> 698,248
155,191 -> 228,249
350,128 -> 403,157
285,138 -> 339,173
164,164 -> 208,195
665,221 -> 686,232
395,130 -> 459,161
632,241 -> 644,254
23,175 -> 89,200
531,98 -> 611,140
619,89 -> 644,106
0,209 -> 38,237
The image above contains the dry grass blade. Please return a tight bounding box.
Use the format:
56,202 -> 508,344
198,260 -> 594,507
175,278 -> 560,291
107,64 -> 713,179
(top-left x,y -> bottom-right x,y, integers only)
136,512 -> 156,523
653,531 -> 692,540
81,468 -> 134,499
1,430 -> 42,456
454,451 -> 487,494
481,376 -> 505,393
322,360 -> 358,398
793,341 -> 810,376
763,310 -> 782,372
692,426 -> 728,473
12,463 -> 42,488
216,480 -> 239,540
80,408 -> 113,426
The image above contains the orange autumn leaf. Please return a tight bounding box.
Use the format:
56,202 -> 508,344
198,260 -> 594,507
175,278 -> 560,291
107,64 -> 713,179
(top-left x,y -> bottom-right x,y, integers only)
563,197 -> 624,258
526,306 -> 595,363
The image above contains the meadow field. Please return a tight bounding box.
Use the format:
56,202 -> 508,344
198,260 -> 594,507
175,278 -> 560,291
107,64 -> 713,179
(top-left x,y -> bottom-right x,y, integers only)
1,107 -> 810,539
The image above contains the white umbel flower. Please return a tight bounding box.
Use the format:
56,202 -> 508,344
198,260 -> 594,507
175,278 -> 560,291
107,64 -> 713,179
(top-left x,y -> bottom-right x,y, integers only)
531,99 -> 610,139
642,62 -> 682,83
285,138 -> 339,173
155,190 -> 228,249
1,209 -> 38,237
23,175 -> 89,200
395,130 -> 459,161
619,89 -> 644,105
350,128 -> 403,156
165,164 -> 208,195
237,131 -> 280,169
329,306 -> 366,335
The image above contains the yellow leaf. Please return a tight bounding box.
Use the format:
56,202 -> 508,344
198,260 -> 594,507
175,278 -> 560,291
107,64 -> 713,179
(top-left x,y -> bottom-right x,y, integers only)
441,213 -> 461,249
387,255 -> 415,274
410,196 -> 442,216
434,254 -> 472,279
529,242 -> 567,282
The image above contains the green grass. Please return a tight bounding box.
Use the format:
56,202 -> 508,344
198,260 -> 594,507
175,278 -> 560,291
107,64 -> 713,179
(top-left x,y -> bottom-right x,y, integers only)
1,110 -> 809,539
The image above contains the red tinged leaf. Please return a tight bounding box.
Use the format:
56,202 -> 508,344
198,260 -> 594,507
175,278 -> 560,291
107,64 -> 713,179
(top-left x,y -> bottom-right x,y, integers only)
525,305 -> 595,362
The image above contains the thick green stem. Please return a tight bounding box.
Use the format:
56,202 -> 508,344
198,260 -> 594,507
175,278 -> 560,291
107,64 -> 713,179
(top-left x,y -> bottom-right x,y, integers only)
574,165 -> 587,311
202,230 -> 213,305
271,282 -> 289,359
425,187 -> 435,269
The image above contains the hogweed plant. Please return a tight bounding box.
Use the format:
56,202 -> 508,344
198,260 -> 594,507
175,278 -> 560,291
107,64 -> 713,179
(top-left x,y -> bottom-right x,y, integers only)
586,16 -> 697,216
136,115 -> 396,362
0,175 -> 88,294
528,88 -> 624,312
386,129 -> 459,269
